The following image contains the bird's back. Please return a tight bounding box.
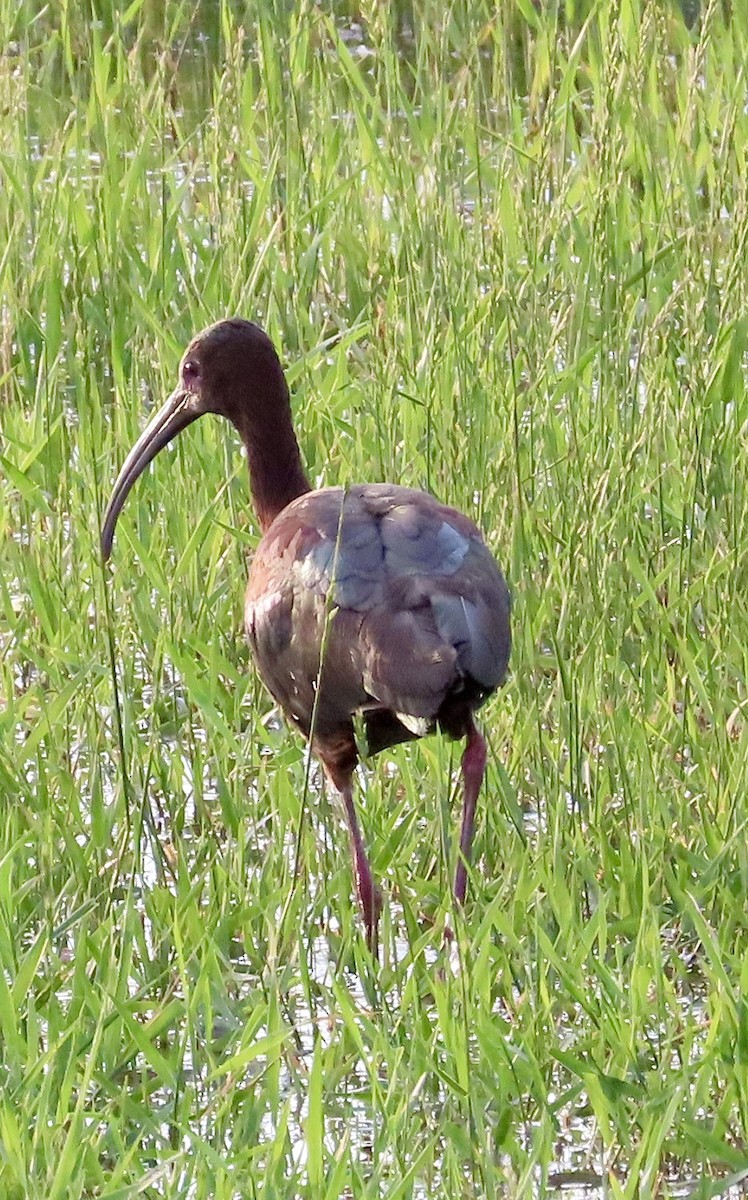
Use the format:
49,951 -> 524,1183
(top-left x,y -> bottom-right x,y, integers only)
245,484 -> 510,750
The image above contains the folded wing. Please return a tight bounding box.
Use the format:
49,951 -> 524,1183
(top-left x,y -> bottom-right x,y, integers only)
245,484 -> 511,747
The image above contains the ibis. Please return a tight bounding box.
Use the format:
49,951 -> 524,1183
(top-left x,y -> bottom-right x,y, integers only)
102,319 -> 511,953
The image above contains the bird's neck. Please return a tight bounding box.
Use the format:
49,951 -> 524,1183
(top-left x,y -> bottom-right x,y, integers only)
239,411 -> 311,533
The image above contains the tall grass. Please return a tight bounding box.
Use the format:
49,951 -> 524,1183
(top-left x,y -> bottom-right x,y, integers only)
2,0 -> 748,1195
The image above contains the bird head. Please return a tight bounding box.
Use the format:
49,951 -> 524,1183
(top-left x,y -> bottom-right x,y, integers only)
100,318 -> 289,560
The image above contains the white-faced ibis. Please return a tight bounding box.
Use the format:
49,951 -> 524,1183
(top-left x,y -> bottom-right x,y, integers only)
102,319 -> 511,953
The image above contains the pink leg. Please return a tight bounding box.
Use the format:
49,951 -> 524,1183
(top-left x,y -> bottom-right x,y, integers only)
340,782 -> 383,955
454,723 -> 487,906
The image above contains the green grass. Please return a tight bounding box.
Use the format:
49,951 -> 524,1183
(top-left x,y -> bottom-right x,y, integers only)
2,0 -> 748,1195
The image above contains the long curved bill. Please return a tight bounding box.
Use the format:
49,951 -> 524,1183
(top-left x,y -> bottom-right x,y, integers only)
101,388 -> 200,561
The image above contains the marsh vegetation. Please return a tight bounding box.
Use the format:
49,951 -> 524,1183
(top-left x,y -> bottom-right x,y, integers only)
1,0 -> 748,1195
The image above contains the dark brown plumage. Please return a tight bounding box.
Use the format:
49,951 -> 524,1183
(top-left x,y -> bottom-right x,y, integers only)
102,319 -> 511,953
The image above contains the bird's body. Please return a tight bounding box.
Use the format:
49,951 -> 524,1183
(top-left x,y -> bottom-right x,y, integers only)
102,319 -> 511,952
247,482 -> 508,754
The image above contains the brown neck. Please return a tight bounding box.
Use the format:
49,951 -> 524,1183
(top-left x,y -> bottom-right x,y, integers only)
236,407 -> 311,533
